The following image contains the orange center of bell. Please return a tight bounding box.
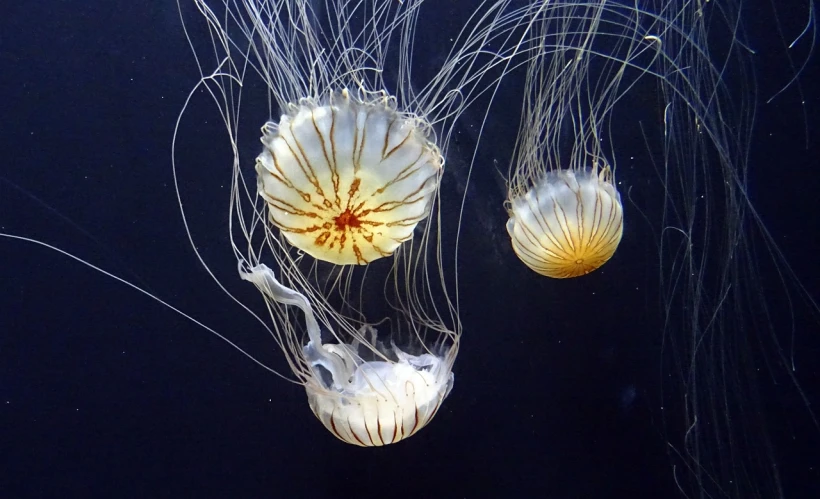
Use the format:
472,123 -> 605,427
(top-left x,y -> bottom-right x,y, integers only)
334,209 -> 362,231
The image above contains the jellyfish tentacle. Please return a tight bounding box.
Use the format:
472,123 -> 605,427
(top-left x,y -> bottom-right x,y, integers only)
238,262 -> 352,389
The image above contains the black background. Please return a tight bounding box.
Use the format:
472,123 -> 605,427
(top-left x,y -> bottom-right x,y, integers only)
1,1 -> 818,498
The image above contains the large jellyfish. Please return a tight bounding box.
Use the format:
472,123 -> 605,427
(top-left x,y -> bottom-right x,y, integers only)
173,0 -> 537,445
500,0 -> 818,497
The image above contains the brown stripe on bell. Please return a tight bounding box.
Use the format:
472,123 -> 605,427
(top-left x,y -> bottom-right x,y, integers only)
255,89 -> 443,265
505,165 -> 623,278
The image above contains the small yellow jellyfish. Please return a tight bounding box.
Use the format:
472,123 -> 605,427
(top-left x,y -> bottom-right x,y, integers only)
175,0 -> 538,445
505,165 -> 623,278
499,1 -> 820,497
503,4 -> 659,279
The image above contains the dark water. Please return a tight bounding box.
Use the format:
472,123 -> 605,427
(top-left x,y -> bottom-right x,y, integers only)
1,1 -> 818,498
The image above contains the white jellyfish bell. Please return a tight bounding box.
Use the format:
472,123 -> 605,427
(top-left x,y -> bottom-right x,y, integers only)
173,0 -> 539,445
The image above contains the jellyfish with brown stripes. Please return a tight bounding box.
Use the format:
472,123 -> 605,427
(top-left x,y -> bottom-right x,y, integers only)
255,89 -> 441,266
502,2 -> 655,279
505,164 -> 623,279
498,1 -> 820,497
175,0 -> 537,445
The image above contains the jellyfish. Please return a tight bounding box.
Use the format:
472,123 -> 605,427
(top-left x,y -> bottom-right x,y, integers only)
172,0 -> 538,445
502,2 -> 663,279
254,89 -> 443,266
498,0 -> 819,497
